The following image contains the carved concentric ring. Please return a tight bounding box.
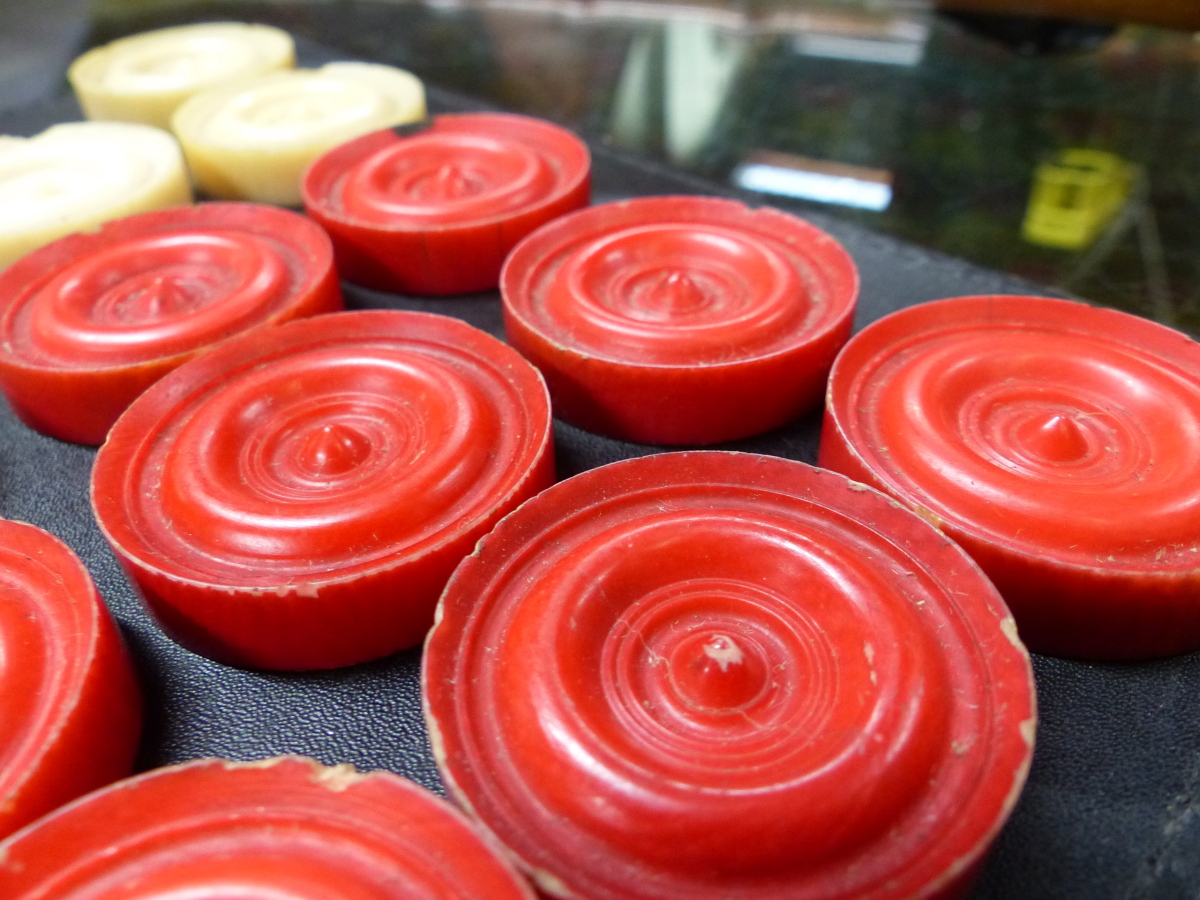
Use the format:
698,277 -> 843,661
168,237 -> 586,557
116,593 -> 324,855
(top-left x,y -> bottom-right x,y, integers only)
148,344 -> 512,574
16,232 -> 286,366
308,114 -> 588,228
425,452 -> 1035,899
548,221 -> 808,364
505,198 -> 849,365
92,310 -> 552,669
821,294 -> 1200,658
501,196 -> 858,443
343,132 -> 552,222
175,63 -> 423,148
0,757 -> 536,900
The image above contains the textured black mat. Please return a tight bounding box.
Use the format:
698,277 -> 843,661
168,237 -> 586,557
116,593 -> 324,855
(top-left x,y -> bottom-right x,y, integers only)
2,54 -> 1198,900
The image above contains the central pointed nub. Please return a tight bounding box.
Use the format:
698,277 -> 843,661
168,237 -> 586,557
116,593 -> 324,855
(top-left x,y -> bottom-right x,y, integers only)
296,423 -> 372,477
115,274 -> 192,322
432,164 -> 477,200
138,276 -> 170,317
644,271 -> 709,316
1019,413 -> 1090,463
667,632 -> 768,713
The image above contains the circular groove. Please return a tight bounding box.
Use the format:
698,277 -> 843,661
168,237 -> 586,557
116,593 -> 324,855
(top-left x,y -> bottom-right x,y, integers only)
310,114 -> 588,227
505,198 -> 851,365
0,122 -> 192,269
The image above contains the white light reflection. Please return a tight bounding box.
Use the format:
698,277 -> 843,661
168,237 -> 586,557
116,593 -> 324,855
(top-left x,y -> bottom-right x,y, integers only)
734,162 -> 892,211
792,32 -> 925,67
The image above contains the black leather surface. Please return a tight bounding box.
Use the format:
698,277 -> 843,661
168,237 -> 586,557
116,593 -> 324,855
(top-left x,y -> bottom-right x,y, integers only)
1,63 -> 1198,900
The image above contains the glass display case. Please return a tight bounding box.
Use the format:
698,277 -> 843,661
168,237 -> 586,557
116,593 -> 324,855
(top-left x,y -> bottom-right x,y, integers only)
7,0 -> 1196,330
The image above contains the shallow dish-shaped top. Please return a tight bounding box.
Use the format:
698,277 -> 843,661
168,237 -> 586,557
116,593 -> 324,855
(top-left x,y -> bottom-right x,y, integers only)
820,294 -> 1200,659
0,756 -> 536,900
303,113 -> 590,294
92,309 -> 553,670
424,451 -> 1035,900
501,196 -> 858,444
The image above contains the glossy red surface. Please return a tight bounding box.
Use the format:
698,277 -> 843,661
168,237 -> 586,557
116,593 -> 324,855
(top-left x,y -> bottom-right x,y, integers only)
0,756 -> 537,900
502,196 -> 858,444
820,294 -> 1200,660
92,310 -> 553,670
0,519 -> 140,840
0,202 -> 342,445
424,452 -> 1035,900
303,113 -> 590,294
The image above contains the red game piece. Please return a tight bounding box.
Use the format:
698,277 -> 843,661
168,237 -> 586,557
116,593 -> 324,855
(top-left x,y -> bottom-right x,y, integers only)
821,294 -> 1200,659
0,203 -> 341,444
502,196 -> 858,444
0,519 -> 140,840
303,113 -> 590,294
425,452 -> 1036,900
92,310 -> 552,670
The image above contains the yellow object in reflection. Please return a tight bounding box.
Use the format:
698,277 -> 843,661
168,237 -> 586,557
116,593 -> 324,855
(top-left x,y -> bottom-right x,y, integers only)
1022,149 -> 1133,250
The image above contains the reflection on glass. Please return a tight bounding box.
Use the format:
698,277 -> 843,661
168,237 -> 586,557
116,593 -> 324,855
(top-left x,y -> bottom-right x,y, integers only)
42,0 -> 1200,329
733,151 -> 893,211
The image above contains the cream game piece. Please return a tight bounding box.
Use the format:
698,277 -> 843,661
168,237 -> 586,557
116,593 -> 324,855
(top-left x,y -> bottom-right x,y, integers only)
0,122 -> 192,269
69,23 -> 295,130
171,62 -> 426,205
